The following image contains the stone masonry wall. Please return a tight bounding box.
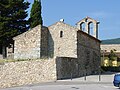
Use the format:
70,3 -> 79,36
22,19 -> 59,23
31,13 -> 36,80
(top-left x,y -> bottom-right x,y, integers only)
13,25 -> 42,59
48,22 -> 77,58
0,59 -> 57,88
77,31 -> 101,75
55,31 -> 101,79
48,22 -> 100,79
56,57 -> 78,79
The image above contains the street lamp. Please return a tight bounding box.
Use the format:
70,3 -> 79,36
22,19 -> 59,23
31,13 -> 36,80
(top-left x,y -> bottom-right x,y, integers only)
100,50 -> 106,81
99,65 -> 101,81
101,50 -> 107,66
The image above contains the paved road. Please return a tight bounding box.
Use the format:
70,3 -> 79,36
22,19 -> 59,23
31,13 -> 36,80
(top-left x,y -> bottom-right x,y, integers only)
0,83 -> 118,90
0,72 -> 119,90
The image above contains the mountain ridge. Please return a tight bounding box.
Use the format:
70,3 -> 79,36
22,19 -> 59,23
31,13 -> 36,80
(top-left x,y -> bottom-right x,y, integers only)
101,38 -> 120,44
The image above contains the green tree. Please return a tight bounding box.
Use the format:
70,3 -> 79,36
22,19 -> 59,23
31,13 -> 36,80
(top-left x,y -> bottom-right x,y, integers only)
108,50 -> 116,60
108,50 -> 117,66
0,0 -> 30,58
30,0 -> 43,28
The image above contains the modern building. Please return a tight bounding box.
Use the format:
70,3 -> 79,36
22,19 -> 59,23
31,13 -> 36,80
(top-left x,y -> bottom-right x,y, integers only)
101,41 -> 120,67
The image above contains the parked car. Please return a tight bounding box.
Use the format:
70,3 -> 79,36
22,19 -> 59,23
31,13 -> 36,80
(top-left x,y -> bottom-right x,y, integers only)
113,74 -> 120,88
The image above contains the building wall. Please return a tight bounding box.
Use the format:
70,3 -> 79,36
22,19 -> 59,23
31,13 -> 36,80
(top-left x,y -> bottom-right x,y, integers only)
55,30 -> 100,79
56,57 -> 78,79
77,31 -> 101,75
101,44 -> 120,67
101,44 -> 120,52
13,25 -> 42,59
48,22 -> 78,58
0,59 -> 57,88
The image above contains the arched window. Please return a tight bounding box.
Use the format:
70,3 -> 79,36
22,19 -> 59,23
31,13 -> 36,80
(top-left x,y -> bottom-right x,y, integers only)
88,22 -> 94,36
60,31 -> 63,38
80,22 -> 85,31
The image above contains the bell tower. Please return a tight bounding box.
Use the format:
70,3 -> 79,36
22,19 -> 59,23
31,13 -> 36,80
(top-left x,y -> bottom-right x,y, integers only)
76,17 -> 100,38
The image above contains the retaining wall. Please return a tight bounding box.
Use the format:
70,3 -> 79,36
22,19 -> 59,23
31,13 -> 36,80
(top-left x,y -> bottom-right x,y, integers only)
0,59 -> 56,88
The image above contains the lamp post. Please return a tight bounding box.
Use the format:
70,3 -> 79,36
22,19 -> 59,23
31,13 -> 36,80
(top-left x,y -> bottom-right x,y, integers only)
70,59 -> 73,80
101,50 -> 107,66
99,65 -> 101,81
84,66 -> 87,81
100,50 -> 106,81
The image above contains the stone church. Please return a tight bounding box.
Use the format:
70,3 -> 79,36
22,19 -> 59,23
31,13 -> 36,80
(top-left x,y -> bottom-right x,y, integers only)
1,17 -> 101,79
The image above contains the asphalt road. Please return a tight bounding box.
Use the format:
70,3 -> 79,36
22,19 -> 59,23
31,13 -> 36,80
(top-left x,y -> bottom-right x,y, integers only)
0,82 -> 119,90
0,72 -> 119,90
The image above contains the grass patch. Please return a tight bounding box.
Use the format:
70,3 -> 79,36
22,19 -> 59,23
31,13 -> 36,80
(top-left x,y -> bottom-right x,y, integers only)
0,59 -> 34,64
0,58 -> 49,64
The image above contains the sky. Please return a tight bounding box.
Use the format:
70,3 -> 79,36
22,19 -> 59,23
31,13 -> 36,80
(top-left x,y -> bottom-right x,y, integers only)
27,0 -> 120,40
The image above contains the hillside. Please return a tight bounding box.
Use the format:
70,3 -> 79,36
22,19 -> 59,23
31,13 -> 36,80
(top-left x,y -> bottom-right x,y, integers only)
101,38 -> 120,44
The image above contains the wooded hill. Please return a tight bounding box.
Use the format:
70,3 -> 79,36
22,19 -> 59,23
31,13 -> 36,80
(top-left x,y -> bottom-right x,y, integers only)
101,38 -> 120,44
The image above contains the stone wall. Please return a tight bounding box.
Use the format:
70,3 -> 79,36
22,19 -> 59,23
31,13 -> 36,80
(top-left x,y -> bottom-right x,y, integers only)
56,57 -> 78,79
48,22 -> 78,58
77,31 -> 101,75
101,44 -> 120,52
0,59 -> 57,88
13,25 -> 42,59
56,32 -> 101,79
48,22 -> 100,79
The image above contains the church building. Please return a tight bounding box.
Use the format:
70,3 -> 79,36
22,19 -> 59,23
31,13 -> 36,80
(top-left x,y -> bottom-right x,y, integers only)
4,17 -> 101,78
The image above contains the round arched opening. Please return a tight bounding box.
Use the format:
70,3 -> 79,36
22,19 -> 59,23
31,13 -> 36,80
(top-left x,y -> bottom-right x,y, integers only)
80,22 -> 85,31
88,22 -> 94,36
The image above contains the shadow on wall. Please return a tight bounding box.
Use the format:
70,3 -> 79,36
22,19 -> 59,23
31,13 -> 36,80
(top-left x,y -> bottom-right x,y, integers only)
40,27 -> 54,58
48,29 -> 54,58
56,57 -> 78,80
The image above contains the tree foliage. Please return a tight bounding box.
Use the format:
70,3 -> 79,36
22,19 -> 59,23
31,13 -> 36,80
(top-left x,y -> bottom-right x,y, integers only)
108,50 -> 117,61
30,0 -> 43,28
0,0 -> 30,45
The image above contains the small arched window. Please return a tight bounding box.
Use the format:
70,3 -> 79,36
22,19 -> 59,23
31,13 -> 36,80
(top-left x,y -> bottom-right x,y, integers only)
60,31 -> 63,38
